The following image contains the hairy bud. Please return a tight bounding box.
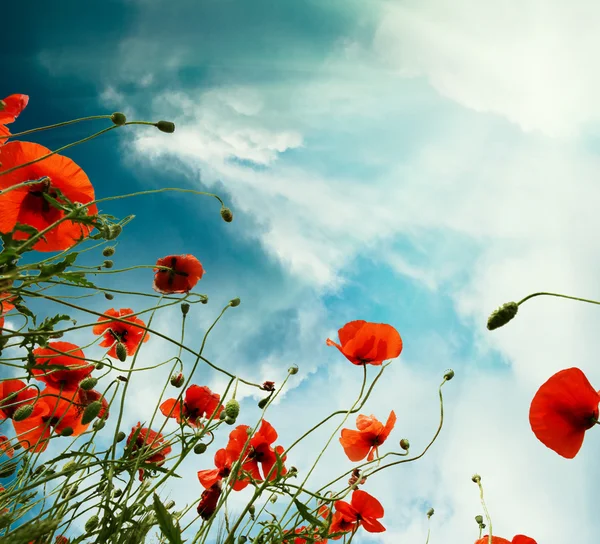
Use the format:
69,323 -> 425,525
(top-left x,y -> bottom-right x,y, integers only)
427,507 -> 434,518
194,443 -> 208,455
102,246 -> 115,257
220,207 -> 233,223
475,515 -> 484,524
13,404 -> 34,421
181,302 -> 190,316
111,112 -> 127,126
288,365 -> 298,375
399,438 -> 410,451
487,301 -> 519,330
0,463 -> 17,478
116,342 -> 127,362
85,515 -> 99,533
225,416 -> 236,425
170,373 -> 185,388
103,260 -> 114,269
81,401 -> 103,425
225,399 -> 240,419
472,474 -> 481,484
443,369 -> 455,381
229,297 -> 241,307
116,431 -> 126,443
258,398 -> 269,409
156,120 -> 175,133
60,427 -> 74,437
80,377 -> 98,391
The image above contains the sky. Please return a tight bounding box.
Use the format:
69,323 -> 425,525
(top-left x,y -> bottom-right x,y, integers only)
3,0 -> 600,542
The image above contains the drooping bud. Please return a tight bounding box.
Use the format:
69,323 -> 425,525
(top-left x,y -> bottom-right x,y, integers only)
81,401 -> 103,425
116,431 -> 126,443
443,369 -> 455,381
106,224 -> 122,240
258,398 -> 269,409
248,504 -> 256,518
472,474 -> 481,484
399,438 -> 410,451
194,443 -> 207,455
170,373 -> 185,388
487,301 -> 519,330
116,342 -> 127,362
113,488 -> 122,498
103,260 -> 114,269
80,377 -> 98,391
93,419 -> 105,431
60,427 -> 74,437
219,411 -> 227,421
111,112 -> 127,126
84,515 -> 99,532
0,463 -> 17,478
220,207 -> 233,223
156,120 -> 175,133
427,507 -> 434,518
229,297 -> 241,307
288,365 -> 298,375
95,362 -> 105,370
237,537 -> 248,544
13,404 -> 34,422
475,515 -> 484,524
181,302 -> 190,316
225,399 -> 240,419
102,246 -> 115,257
201,296 -> 208,304
104,293 -> 114,300
225,416 -> 236,425
165,500 -> 176,510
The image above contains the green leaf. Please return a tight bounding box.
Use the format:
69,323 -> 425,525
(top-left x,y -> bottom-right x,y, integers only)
58,272 -> 97,289
13,223 -> 39,236
14,303 -> 35,324
39,314 -> 70,332
37,252 -> 78,280
293,499 -> 325,529
153,493 -> 183,544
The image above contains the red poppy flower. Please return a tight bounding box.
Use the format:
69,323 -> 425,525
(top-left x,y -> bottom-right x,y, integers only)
475,536 -> 537,544
55,537 -> 70,544
227,420 -> 287,484
153,254 -> 204,294
283,527 -> 328,544
197,482 -> 222,521
0,379 -> 37,419
0,435 -> 14,458
340,411 -> 396,462
0,124 -> 10,147
529,367 -> 600,458
197,445 -> 248,490
127,423 -> 172,481
0,141 -> 97,252
326,321 -> 402,366
92,308 -> 150,358
32,342 -> 93,390
160,385 -> 223,427
334,490 -> 385,534
0,293 -> 14,316
13,387 -> 89,452
0,95 -> 29,125
328,511 -> 356,539
77,388 -> 109,421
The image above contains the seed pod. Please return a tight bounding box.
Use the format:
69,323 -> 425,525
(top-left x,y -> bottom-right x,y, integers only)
103,260 -> 114,269
475,515 -> 484,524
220,207 -> 233,223
13,404 -> 34,421
81,401 -> 103,425
102,246 -> 115,257
427,507 -> 434,518
116,342 -> 127,362
111,112 -> 127,126
194,443 -> 207,455
225,399 -> 240,419
156,120 -> 175,133
258,398 -> 269,409
472,474 -> 481,484
79,377 -> 98,391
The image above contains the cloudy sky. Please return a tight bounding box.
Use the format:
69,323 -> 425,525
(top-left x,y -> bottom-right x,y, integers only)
4,0 -> 600,542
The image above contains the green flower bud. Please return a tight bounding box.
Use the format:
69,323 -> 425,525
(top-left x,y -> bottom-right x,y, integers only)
444,369 -> 455,381
62,461 -> 77,474
229,297 -> 241,307
219,411 -> 227,420
288,365 -> 298,375
0,463 -> 17,478
201,296 -> 208,304
237,537 -> 248,544
170,373 -> 185,388
472,474 -> 481,484
93,419 -> 106,431
80,377 -> 98,391
103,260 -> 114,269
113,488 -> 122,498
60,427 -> 74,437
106,224 -> 122,240
220,207 -> 233,223
85,515 -> 99,533
427,507 -> 434,518
225,399 -> 240,419
13,404 -> 34,421
248,505 -> 255,517
102,246 -> 115,257
399,438 -> 410,451
194,443 -> 207,455
181,302 -> 190,315
165,500 -> 176,510
111,112 -> 127,126
225,415 -> 236,425
95,361 -> 105,370
156,120 -> 175,133
258,398 -> 269,409
104,292 -> 114,300
475,515 -> 484,524
116,431 -> 126,443
116,342 -> 127,362
487,301 -> 519,330
81,401 -> 103,425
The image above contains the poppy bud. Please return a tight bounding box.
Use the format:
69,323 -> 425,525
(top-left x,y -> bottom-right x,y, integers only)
0,463 -> 17,478
201,296 -> 208,304
106,224 -> 122,240
165,500 -> 175,510
443,369 -> 455,381
116,342 -> 127,362
229,298 -> 241,307
80,377 -> 98,391
181,302 -> 190,315
219,411 -> 227,420
61,427 -> 74,437
487,301 -> 519,330
116,431 -> 126,443
248,504 -> 255,517
85,515 -> 99,532
225,399 -> 240,419
62,460 -> 77,473
170,373 -> 185,388
288,365 -> 298,375
258,398 -> 269,409
261,381 -> 275,392
220,207 -> 233,223
81,401 -> 103,425
103,260 -> 114,269
471,474 -> 481,483
95,362 -> 105,370
13,404 -> 34,421
427,507 -> 434,518
475,515 -> 484,524
111,112 -> 127,126
270,496 -> 277,503
238,537 -> 248,544
194,443 -> 207,455
399,438 -> 410,451
103,247 -> 115,257
93,419 -> 105,431
156,120 -> 175,133
225,416 -> 236,425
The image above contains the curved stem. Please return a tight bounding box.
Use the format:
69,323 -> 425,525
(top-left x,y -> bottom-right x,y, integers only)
518,291 -> 600,307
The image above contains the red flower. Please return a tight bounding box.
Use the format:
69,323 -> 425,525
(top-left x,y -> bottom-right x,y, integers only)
0,379 -> 37,419
340,411 -> 396,462
55,536 -> 70,544
32,342 -> 93,390
227,420 -> 287,485
197,446 -> 244,490
197,482 -> 221,521
153,254 -> 204,294
333,490 -> 385,534
328,511 -> 356,539
0,95 -> 29,125
326,321 -> 402,366
0,124 -> 10,147
160,385 -> 223,427
13,387 -> 89,452
92,308 -> 150,358
0,141 -> 97,252
127,423 -> 172,481
529,367 -> 600,458
475,537 -> 537,544
0,435 -> 14,458
0,293 -> 15,316
283,527 -> 328,544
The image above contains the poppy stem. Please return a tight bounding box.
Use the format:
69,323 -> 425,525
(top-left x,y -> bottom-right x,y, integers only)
518,291 -> 600,307
474,478 -> 494,544
0,177 -> 51,197
0,115 -> 113,140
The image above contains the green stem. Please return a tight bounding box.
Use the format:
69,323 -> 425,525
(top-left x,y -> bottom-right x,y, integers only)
518,291 -> 600,307
0,114 -> 112,140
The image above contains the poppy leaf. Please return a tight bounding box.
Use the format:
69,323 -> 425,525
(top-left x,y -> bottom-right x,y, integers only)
293,499 -> 325,529
14,303 -> 35,324
39,314 -> 71,332
37,253 -> 79,280
13,223 -> 40,236
57,272 -> 97,289
153,493 -> 184,544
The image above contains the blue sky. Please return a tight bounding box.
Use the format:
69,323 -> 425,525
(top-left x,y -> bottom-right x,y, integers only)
4,0 -> 600,542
